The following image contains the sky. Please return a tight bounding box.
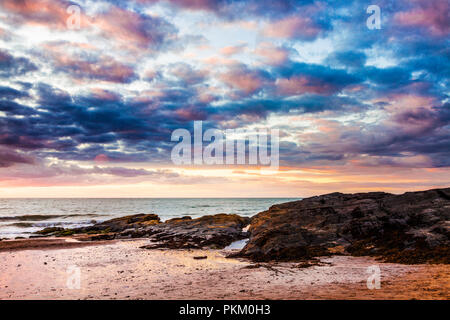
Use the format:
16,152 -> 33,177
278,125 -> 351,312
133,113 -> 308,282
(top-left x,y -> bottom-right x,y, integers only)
0,0 -> 449,198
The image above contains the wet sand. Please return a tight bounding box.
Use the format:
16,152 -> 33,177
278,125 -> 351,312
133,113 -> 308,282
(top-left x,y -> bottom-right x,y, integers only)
0,239 -> 448,300
0,237 -> 116,252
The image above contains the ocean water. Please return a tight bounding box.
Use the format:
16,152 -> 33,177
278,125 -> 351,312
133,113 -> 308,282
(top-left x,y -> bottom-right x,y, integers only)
0,198 -> 299,239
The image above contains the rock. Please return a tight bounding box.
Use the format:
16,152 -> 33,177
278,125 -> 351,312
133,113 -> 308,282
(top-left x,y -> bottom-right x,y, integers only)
140,214 -> 250,249
35,227 -> 65,235
235,188 -> 450,264
82,214 -> 161,233
34,214 -> 161,237
193,256 -> 207,260
34,212 -> 250,250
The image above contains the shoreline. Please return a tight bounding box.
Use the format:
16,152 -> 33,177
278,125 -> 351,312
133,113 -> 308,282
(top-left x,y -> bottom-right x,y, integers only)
0,238 -> 448,300
1,188 -> 449,300
0,237 -> 117,252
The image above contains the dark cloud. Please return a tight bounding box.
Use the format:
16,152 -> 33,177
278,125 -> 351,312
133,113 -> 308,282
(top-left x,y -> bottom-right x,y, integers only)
52,54 -> 137,83
0,148 -> 35,168
0,0 -> 448,172
326,51 -> 367,69
0,50 -> 37,77
0,86 -> 28,100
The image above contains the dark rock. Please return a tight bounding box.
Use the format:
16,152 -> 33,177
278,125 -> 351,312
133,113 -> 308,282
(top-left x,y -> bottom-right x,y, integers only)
34,212 -> 250,250
34,214 -> 161,237
139,213 -> 250,249
81,214 -> 161,233
35,227 -> 65,235
193,256 -> 208,260
235,188 -> 450,263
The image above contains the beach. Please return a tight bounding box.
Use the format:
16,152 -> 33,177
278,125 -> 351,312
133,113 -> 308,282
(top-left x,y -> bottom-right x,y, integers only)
0,238 -> 448,300
1,188 -> 449,300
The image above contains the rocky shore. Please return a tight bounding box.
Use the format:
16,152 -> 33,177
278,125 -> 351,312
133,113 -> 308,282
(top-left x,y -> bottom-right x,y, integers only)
237,188 -> 450,264
30,187 -> 450,264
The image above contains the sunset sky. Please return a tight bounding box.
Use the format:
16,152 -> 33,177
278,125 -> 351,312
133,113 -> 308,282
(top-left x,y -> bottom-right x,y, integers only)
0,0 -> 449,197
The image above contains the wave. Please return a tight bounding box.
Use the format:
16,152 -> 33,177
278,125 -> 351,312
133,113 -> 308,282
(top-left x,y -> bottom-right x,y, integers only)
189,205 -> 214,208
0,214 -> 103,222
1,220 -> 97,229
4,222 -> 35,228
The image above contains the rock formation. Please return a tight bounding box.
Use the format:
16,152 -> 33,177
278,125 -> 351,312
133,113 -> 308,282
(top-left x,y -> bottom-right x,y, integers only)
36,213 -> 250,249
35,188 -> 450,264
234,188 -> 450,263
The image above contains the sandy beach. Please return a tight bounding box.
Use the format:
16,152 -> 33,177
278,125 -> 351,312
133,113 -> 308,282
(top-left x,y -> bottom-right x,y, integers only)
0,238 -> 448,300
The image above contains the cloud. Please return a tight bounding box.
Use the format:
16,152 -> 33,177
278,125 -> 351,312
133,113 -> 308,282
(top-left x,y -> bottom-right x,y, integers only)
0,86 -> 29,100
326,51 -> 367,68
137,0 -> 221,11
220,44 -> 246,56
0,0 -> 449,190
53,53 -> 137,83
274,62 -> 361,96
0,147 -> 35,168
0,0 -> 79,29
165,63 -> 208,85
394,1 -> 450,36
263,16 -> 323,40
93,6 -> 178,52
220,65 -> 272,96
136,0 -> 318,19
1,1 -> 178,55
254,43 -> 290,66
0,50 -> 38,77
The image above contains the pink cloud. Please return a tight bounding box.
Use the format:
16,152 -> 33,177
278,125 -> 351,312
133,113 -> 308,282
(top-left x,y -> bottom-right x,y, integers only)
276,76 -> 337,96
137,0 -> 218,11
0,0 -> 89,29
175,107 -> 206,120
220,68 -> 266,95
202,56 -> 238,66
254,42 -> 289,66
263,16 -> 322,40
0,147 -> 35,168
196,86 -> 219,104
92,6 -> 176,52
40,42 -> 137,83
53,53 -> 136,83
1,1 -> 175,54
394,1 -> 449,36
90,88 -> 121,101
94,154 -> 110,164
220,45 -> 246,56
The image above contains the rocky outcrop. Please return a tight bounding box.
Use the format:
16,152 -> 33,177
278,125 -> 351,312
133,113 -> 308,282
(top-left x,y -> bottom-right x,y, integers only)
36,214 -> 161,237
36,213 -> 250,249
235,188 -> 450,263
139,214 -> 250,249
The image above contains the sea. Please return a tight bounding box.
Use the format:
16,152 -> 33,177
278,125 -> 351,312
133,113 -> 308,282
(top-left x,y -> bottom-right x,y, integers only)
0,198 -> 299,239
